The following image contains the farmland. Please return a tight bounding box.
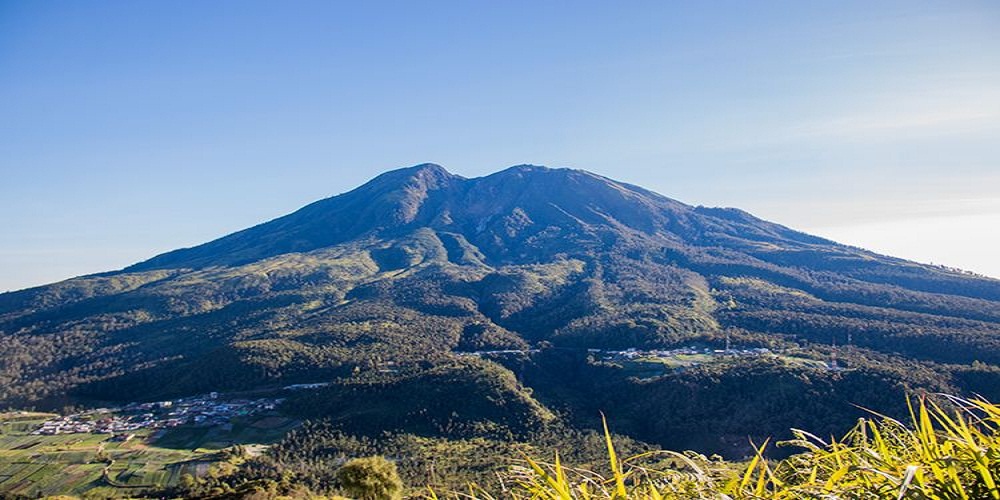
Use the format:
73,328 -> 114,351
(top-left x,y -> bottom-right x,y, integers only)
0,411 -> 298,498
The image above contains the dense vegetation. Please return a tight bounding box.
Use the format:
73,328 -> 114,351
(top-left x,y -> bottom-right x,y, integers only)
2,164 -> 999,490
450,395 -> 1000,499
281,358 -> 554,439
171,416 -> 652,498
169,395 -> 1000,499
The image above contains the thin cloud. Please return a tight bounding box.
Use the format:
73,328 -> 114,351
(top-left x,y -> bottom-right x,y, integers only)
790,108 -> 998,140
787,86 -> 1000,142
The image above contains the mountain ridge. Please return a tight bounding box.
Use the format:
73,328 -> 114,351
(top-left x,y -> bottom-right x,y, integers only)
123,163 -> 851,273
2,164 -> 999,455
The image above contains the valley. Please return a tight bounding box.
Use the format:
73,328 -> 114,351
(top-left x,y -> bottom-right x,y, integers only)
2,164 -> 999,497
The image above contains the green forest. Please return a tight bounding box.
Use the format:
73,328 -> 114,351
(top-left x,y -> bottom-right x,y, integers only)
2,165 -> 1000,498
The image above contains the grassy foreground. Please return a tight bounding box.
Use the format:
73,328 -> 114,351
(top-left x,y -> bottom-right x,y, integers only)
437,396 -> 1000,499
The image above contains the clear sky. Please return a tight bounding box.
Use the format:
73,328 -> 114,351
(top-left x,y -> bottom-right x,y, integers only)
2,1 -> 998,292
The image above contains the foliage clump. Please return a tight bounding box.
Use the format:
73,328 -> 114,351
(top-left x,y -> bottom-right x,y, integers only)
336,456 -> 404,500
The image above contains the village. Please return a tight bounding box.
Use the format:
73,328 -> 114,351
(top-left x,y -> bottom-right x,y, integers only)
32,392 -> 283,437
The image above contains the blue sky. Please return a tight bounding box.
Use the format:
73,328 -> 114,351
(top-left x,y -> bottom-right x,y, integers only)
2,1 -> 998,291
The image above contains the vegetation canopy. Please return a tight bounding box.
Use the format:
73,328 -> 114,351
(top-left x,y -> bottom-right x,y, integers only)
2,165 -> 1000,497
337,456 -> 404,500
433,395 -> 1000,499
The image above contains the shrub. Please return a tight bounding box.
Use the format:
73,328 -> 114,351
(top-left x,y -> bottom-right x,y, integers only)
336,456 -> 404,500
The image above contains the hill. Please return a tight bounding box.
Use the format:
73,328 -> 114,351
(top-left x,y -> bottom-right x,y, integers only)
2,163 -> 999,456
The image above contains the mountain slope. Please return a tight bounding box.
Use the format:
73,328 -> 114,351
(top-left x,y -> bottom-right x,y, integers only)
2,164 -> 999,452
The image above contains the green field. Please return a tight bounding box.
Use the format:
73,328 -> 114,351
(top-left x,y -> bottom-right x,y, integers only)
0,412 -> 298,498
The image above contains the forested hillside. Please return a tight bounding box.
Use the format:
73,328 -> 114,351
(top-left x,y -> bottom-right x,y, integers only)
2,163 -> 999,461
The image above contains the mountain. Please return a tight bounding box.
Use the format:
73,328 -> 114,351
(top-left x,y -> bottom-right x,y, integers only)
3,163 -> 1000,454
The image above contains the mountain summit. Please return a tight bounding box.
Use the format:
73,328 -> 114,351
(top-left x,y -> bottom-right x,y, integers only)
2,164 -> 999,421
129,164 -> 822,271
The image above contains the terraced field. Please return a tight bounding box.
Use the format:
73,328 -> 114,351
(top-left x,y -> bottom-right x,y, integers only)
0,412 -> 298,498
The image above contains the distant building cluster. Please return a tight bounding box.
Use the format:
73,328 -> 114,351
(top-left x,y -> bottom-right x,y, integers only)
32,393 -> 282,436
282,382 -> 331,390
456,349 -> 541,357
597,346 -> 773,362
458,346 -> 771,360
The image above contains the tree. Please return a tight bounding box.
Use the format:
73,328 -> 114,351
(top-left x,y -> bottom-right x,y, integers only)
335,456 -> 403,500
